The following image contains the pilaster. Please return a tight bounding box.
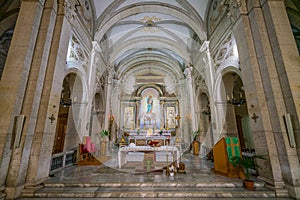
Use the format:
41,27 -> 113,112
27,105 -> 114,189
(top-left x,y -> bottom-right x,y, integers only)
261,0 -> 300,198
104,66 -> 116,131
0,0 -> 45,199
22,0 -> 72,197
232,0 -> 289,197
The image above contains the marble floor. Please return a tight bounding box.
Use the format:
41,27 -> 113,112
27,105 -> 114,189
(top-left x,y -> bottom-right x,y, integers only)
19,151 -> 293,199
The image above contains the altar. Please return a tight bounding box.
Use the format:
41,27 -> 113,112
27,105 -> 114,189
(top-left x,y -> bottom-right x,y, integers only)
118,146 -> 180,168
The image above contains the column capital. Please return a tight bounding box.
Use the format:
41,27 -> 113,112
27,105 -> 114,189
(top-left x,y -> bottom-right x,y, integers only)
199,41 -> 210,53
92,41 -> 101,52
184,65 -> 193,80
107,66 -> 116,84
223,0 -> 248,23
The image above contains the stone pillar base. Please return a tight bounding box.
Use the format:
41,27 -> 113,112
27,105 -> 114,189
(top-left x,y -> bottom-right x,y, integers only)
0,185 -> 6,200
21,178 -> 48,198
285,184 -> 300,199
5,185 -> 24,200
261,179 -> 289,198
21,183 -> 44,198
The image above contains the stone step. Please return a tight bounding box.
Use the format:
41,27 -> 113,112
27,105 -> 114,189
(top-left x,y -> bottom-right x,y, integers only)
26,187 -> 275,198
22,181 -> 276,199
43,181 -> 265,188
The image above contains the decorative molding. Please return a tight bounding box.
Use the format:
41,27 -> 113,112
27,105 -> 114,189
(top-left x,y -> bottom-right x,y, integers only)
212,33 -> 239,70
75,0 -> 93,33
67,35 -> 89,72
208,0 -> 227,35
223,0 -> 248,23
121,65 -> 177,95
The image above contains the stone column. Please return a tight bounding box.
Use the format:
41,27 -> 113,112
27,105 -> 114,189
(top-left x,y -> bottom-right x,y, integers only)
199,41 -> 227,144
184,65 -> 196,132
232,0 -> 288,197
177,79 -> 190,145
22,0 -> 73,197
104,67 -> 115,131
0,0 -> 46,199
86,41 -> 101,136
110,79 -> 120,142
135,98 -> 141,129
159,98 -> 165,130
260,0 -> 300,198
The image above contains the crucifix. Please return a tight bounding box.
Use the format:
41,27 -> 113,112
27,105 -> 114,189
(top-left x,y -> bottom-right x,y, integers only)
251,113 -> 259,123
175,114 -> 181,143
49,114 -> 56,124
175,114 -> 181,127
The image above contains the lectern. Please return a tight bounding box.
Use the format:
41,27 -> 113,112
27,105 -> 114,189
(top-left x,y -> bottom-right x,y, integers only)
212,137 -> 245,178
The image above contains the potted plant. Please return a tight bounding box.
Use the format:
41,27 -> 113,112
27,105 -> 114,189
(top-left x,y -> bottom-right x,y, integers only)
100,130 -> 109,140
230,155 -> 266,190
191,130 -> 200,155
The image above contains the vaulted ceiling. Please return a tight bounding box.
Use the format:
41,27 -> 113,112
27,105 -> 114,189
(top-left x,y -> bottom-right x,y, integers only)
92,0 -> 209,74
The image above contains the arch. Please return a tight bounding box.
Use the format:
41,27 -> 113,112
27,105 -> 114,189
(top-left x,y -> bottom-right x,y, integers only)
214,66 -> 241,103
94,4 -> 207,42
108,36 -> 191,64
64,67 -> 88,103
116,54 -> 184,80
110,24 -> 188,50
137,84 -> 163,97
120,63 -> 180,95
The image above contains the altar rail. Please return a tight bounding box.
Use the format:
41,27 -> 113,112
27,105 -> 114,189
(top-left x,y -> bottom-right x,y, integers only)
50,150 -> 77,172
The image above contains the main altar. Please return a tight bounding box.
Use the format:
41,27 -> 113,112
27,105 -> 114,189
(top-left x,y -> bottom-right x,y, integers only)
115,86 -> 182,168
120,87 -> 179,137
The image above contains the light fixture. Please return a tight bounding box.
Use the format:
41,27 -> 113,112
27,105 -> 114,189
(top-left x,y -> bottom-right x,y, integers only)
227,91 -> 246,106
60,91 -> 72,107
202,104 -> 211,116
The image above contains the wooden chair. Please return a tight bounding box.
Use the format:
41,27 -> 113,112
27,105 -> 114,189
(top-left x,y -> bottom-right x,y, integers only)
77,136 -> 100,165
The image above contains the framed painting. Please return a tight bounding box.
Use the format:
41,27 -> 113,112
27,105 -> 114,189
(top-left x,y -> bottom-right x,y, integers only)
124,106 -> 135,130
165,106 -> 176,129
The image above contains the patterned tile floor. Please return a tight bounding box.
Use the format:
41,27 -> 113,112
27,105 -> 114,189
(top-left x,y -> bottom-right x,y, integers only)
18,151 -> 293,199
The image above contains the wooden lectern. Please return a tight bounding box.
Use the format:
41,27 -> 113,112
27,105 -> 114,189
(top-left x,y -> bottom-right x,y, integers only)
212,137 -> 245,178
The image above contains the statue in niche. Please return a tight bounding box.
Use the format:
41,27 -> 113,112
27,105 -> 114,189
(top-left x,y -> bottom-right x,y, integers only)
124,108 -> 134,129
146,95 -> 153,113
167,107 -> 176,129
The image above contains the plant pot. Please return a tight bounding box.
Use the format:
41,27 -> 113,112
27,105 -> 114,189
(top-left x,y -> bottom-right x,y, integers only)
100,140 -> 107,155
243,179 -> 255,190
192,140 -> 200,155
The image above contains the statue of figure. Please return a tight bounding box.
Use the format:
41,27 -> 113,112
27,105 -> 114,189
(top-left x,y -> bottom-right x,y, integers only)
125,110 -> 133,129
146,95 -> 153,113
167,109 -> 175,128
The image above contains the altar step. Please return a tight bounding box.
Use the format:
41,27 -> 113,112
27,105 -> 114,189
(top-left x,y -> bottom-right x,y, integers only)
21,181 -> 278,199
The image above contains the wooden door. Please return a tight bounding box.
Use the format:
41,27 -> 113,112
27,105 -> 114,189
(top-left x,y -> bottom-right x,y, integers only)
52,114 -> 68,154
236,115 -> 245,150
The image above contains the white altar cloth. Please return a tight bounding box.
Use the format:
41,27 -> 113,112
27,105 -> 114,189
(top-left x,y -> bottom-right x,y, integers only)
118,146 -> 180,168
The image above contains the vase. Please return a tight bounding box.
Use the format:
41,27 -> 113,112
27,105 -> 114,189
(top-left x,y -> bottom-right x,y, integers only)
100,137 -> 108,155
192,140 -> 200,155
243,179 -> 255,190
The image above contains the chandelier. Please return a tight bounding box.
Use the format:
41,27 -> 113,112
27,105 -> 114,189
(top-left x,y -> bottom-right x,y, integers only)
60,91 -> 72,107
202,104 -> 211,116
227,92 -> 246,106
